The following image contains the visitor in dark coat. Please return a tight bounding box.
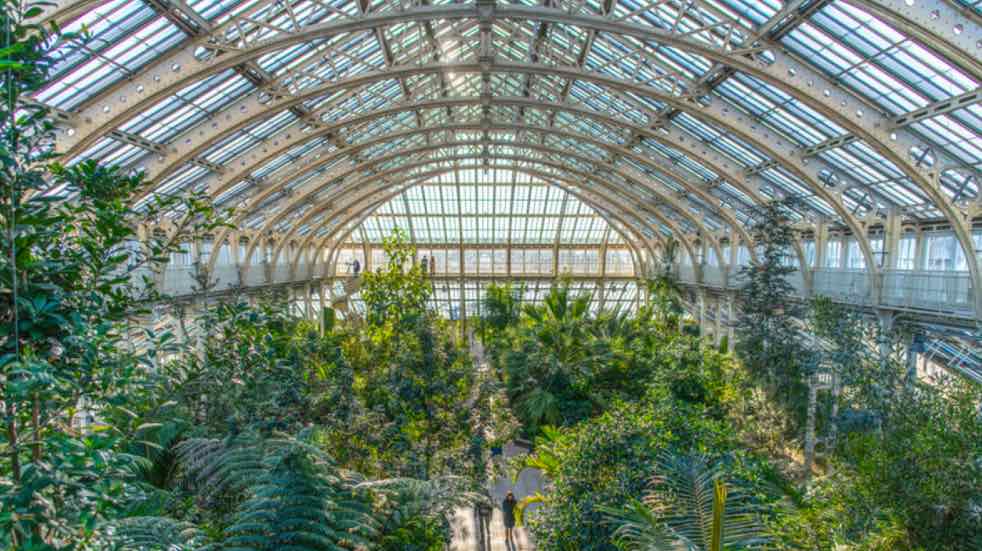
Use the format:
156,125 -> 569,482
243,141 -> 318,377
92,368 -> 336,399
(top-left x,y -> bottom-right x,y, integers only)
502,491 -> 517,547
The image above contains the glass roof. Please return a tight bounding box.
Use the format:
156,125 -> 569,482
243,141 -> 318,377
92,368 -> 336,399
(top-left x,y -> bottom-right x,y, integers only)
347,169 -> 626,245
33,0 -> 982,309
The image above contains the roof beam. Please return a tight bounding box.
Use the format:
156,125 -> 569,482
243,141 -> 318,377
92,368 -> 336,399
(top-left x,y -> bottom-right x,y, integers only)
304,162 -> 660,273
254,144 -> 723,271
40,1 -> 981,315
204,120 -> 762,253
844,0 -> 982,81
331,241 -> 631,251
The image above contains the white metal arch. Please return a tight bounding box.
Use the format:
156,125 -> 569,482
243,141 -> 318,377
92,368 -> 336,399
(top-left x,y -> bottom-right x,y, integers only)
224,148 -> 667,273
50,6 -> 978,296
248,153 -> 684,276
196,113 -> 811,277
232,160 -> 663,278
313,164 -> 655,281
104,63 -> 881,279
251,144 -> 723,274
194,98 -> 781,251
209,120 -> 758,251
273,153 -> 693,276
44,1 -> 981,315
314,168 -> 651,280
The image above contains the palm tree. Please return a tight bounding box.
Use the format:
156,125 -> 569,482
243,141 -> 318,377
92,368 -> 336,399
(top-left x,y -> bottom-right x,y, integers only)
605,452 -> 769,551
509,283 -> 596,432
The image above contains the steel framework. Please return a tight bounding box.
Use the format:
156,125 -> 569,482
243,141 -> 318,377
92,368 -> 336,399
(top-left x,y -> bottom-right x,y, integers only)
33,0 -> 982,319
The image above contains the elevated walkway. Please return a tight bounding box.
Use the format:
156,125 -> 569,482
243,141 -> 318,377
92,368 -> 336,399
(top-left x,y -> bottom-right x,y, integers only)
148,263 -> 975,320
135,261 -> 978,332
676,264 -> 977,329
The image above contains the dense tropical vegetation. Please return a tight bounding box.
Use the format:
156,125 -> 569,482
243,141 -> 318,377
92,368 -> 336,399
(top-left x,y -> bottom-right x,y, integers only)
1,3 -> 980,550
479,205 -> 981,551
0,7 -> 491,548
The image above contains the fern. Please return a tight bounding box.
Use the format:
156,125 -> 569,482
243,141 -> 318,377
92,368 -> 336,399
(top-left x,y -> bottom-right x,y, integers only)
218,431 -> 378,550
357,475 -> 483,517
176,434 -> 266,505
104,516 -> 210,550
103,430 -> 381,551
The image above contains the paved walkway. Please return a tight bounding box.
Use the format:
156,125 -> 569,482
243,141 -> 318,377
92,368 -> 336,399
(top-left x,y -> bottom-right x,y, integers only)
450,442 -> 544,550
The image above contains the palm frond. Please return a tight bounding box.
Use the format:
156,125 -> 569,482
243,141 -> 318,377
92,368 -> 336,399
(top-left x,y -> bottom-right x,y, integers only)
606,452 -> 770,550
514,493 -> 546,527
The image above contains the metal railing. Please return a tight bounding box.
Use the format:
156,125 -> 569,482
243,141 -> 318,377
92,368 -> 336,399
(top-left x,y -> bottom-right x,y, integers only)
880,270 -> 974,316
812,269 -> 872,304
674,264 -> 975,318
150,261 -> 976,320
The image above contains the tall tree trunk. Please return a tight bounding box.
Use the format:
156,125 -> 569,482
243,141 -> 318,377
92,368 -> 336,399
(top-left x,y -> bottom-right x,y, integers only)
7,404 -> 20,482
803,373 -> 818,482
828,371 -> 840,452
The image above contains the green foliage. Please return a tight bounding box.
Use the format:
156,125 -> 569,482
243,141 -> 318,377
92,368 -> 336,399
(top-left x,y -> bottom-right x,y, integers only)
734,199 -> 811,432
0,4 -> 226,547
359,228 -> 430,327
482,281 -> 652,436
832,374 -> 982,549
605,453 -> 769,550
219,431 -> 377,550
517,392 -> 743,551
760,299 -> 982,549
358,475 -> 484,551
164,300 -> 320,434
335,232 -> 488,483
374,515 -> 445,551
105,430 -> 379,551
105,517 -> 210,551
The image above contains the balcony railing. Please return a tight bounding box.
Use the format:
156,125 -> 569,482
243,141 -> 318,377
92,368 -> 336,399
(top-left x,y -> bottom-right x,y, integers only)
147,261 -> 976,319
880,270 -> 974,316
674,264 -> 975,317
812,269 -> 872,304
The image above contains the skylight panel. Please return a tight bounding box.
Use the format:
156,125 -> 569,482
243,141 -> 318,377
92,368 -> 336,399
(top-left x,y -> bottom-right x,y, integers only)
39,5 -> 184,109
911,117 -> 981,167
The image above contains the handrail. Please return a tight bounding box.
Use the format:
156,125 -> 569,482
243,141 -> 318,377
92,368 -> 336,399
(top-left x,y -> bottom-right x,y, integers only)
149,262 -> 976,320
670,264 -> 974,318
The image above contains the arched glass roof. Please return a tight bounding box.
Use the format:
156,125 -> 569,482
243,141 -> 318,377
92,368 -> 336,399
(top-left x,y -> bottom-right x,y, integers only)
330,167 -> 639,314
32,0 -> 982,302
346,168 -> 628,245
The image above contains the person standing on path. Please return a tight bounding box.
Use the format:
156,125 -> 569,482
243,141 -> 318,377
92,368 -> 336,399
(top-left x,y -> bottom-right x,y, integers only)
502,491 -> 518,550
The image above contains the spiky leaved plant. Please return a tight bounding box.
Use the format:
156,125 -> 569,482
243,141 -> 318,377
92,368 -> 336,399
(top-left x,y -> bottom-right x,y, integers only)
605,452 -> 769,550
